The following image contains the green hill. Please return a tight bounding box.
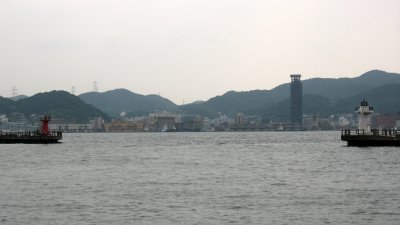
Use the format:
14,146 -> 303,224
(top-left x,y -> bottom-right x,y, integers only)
2,70 -> 398,122
333,83 -> 400,114
9,95 -> 29,101
0,91 -> 109,122
79,89 -> 178,117
250,94 -> 332,121
0,96 -> 18,114
250,83 -> 400,122
179,70 -> 400,117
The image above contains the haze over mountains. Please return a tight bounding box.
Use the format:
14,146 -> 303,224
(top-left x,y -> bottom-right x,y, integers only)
1,70 -> 400,122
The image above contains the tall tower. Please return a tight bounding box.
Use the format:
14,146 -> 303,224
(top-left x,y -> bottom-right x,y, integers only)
290,74 -> 302,129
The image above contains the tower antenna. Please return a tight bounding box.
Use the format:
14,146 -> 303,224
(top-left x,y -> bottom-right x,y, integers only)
12,86 -> 17,97
93,81 -> 98,92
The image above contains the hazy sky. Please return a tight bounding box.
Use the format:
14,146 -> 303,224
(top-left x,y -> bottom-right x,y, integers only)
1,0 -> 399,104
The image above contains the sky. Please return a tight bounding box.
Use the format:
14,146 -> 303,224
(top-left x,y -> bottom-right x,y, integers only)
0,0 -> 399,104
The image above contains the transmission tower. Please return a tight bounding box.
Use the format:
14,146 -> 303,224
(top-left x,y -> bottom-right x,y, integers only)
12,86 -> 17,97
71,86 -> 76,95
93,81 -> 98,92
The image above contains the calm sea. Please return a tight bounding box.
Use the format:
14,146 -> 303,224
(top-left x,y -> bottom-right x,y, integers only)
1,132 -> 400,224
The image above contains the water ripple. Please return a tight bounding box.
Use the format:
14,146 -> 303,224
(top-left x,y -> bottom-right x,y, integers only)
1,132 -> 400,224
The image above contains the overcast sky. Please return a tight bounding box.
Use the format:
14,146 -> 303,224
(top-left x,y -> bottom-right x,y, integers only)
1,0 -> 399,104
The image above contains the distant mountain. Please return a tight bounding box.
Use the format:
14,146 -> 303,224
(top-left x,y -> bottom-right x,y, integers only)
302,70 -> 400,100
249,94 -> 333,121
250,83 -> 400,121
0,91 -> 109,122
179,70 -> 400,117
180,90 -> 271,117
9,95 -> 29,101
79,89 -> 178,117
333,83 -> 400,114
3,70 -> 396,122
266,70 -> 400,102
0,96 -> 18,114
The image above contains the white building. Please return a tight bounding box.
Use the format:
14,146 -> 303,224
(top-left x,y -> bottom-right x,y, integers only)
0,115 -> 8,123
338,117 -> 350,127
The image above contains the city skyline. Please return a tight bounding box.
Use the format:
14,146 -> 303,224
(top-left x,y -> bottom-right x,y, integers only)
1,0 -> 399,103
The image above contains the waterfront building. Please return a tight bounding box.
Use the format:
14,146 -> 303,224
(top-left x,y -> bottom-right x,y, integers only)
92,117 -> 105,132
234,113 -> 246,125
0,121 -> 35,132
302,115 -> 314,130
104,120 -> 144,132
49,123 -> 95,132
147,111 -> 177,131
290,74 -> 303,129
375,113 -> 400,129
0,115 -> 8,123
175,115 -> 204,131
338,116 -> 350,127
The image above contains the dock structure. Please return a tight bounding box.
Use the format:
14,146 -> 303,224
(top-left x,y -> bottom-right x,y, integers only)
0,131 -> 62,144
341,100 -> 400,146
0,115 -> 62,144
341,129 -> 400,146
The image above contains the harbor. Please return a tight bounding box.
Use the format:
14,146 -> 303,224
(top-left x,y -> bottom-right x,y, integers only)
0,115 -> 62,144
341,129 -> 400,146
0,131 -> 62,144
341,100 -> 400,146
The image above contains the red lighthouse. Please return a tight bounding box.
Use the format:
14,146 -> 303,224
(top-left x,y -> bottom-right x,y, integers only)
40,115 -> 50,135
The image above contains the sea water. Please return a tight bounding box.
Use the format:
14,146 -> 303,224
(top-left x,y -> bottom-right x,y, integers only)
1,132 -> 400,224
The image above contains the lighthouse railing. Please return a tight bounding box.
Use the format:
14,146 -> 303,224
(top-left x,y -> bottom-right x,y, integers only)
0,131 -> 62,137
342,129 -> 399,137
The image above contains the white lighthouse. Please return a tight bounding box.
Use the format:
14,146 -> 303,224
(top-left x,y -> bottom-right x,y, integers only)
355,100 -> 373,132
